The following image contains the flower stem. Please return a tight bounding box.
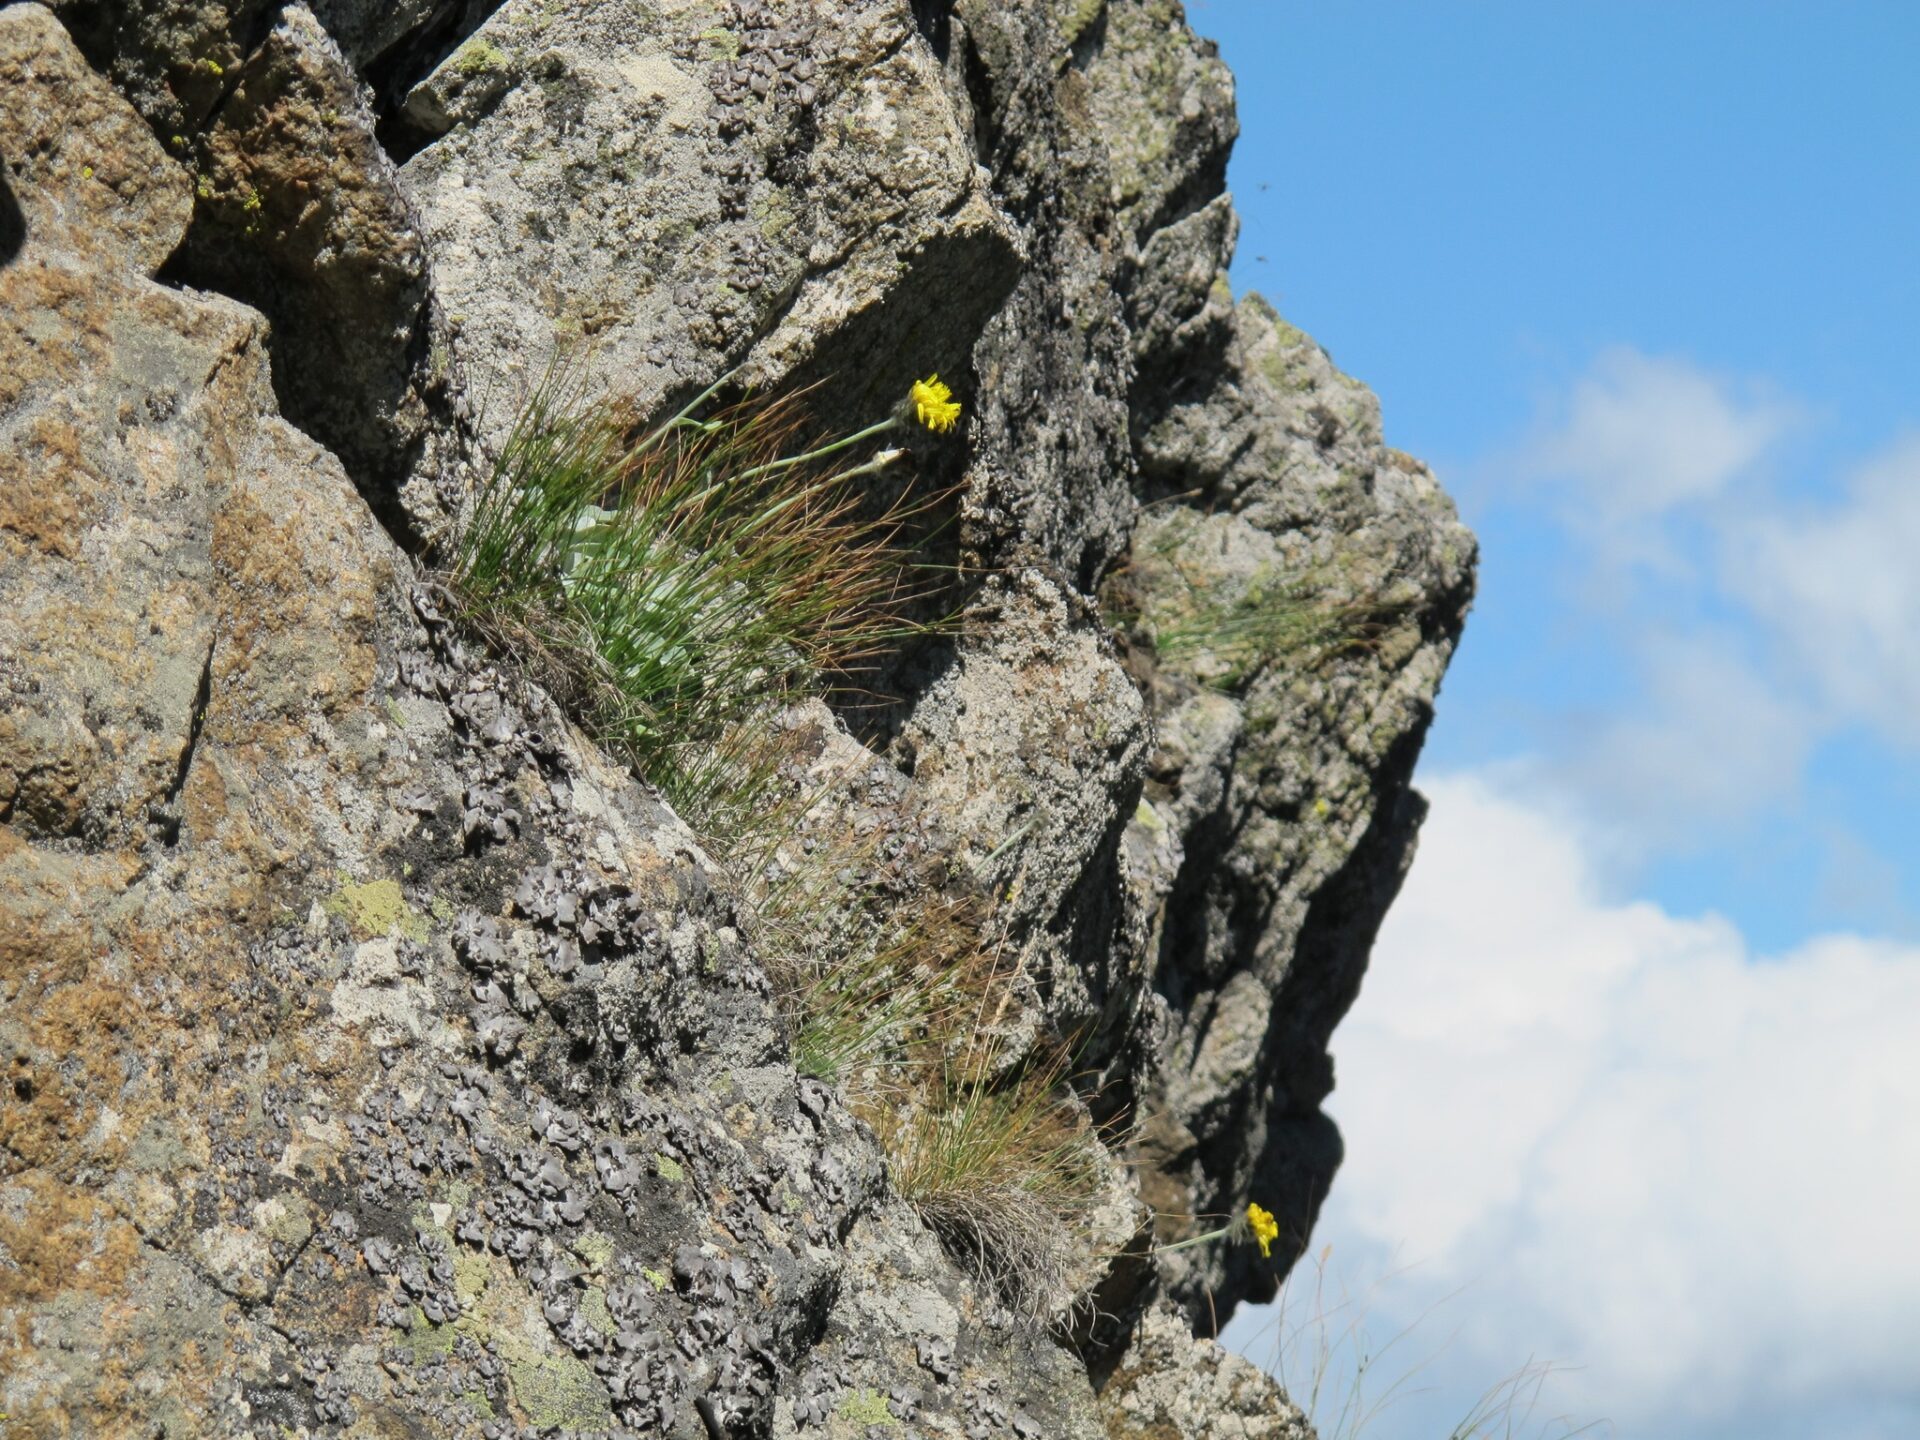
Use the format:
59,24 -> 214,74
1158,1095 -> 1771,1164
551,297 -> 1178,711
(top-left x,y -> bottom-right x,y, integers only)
734,417 -> 902,481
1153,1225 -> 1235,1255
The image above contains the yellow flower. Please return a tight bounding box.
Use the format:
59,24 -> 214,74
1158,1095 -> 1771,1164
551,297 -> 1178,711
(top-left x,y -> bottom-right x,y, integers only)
1247,1201 -> 1279,1259
910,374 -> 962,434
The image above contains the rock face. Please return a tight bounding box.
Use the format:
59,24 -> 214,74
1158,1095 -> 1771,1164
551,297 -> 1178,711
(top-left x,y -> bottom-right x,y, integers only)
1,1 -> 1473,1436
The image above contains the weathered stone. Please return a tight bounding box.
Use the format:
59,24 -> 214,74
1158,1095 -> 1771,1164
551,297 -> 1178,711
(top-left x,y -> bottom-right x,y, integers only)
165,4 -> 458,541
1,4 -> 363,850
1079,0 -> 1238,244
1114,290 -> 1476,1322
949,0 -> 1140,589
1,0 -> 1479,1433
1099,1303 -> 1314,1440
1126,192 -> 1239,398
893,571 -> 1152,1060
399,0 -> 1019,457
47,0 -> 265,138
47,0 -> 477,137
0,3 -> 192,271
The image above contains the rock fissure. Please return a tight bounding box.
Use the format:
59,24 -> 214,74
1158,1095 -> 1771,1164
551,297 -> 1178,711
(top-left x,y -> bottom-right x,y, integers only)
152,635 -> 216,845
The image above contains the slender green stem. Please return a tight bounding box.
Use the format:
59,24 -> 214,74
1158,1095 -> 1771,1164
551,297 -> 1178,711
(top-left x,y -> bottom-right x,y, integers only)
734,417 -> 901,481
1155,1225 -> 1236,1254
635,366 -> 741,454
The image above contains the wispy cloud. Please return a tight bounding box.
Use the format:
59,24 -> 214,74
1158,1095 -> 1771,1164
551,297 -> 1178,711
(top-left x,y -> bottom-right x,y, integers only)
1521,346 -> 1795,525
1724,433 -> 1920,747
1559,628 -> 1817,847
1476,351 -> 1920,856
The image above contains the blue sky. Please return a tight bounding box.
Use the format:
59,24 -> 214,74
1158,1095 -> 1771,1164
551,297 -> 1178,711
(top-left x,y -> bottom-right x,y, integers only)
1186,4 -> 1920,1438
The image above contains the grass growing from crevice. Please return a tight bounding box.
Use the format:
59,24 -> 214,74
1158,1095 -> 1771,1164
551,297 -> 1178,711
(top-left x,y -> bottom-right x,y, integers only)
871,1037 -> 1106,1319
743,791 -> 1107,1320
447,364 -> 1107,1323
1103,510 -> 1406,693
746,817 -> 988,1087
449,366 -> 938,849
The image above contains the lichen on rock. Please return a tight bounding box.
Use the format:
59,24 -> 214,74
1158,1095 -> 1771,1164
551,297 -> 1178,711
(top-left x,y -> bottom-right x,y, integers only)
1,1 -> 1473,1435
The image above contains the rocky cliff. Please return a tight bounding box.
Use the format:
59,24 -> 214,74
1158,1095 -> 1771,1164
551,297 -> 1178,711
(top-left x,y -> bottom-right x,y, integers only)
0,2 -> 1474,1436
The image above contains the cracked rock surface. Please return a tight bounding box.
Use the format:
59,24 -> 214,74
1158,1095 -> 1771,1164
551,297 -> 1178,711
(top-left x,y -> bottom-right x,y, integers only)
2,1 -> 1473,1435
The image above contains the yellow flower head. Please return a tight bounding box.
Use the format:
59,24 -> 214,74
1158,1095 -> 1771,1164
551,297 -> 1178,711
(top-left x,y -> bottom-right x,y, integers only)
910,374 -> 962,434
1247,1202 -> 1279,1259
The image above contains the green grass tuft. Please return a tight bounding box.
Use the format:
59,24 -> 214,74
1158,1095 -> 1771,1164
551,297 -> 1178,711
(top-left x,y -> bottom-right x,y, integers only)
870,1037 -> 1105,1320
448,365 -> 936,848
745,792 -> 1105,1320
1104,511 -> 1404,692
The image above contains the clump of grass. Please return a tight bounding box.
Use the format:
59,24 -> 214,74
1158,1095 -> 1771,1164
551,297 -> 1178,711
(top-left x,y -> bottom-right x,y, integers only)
449,365 -> 933,845
752,836 -> 987,1086
1104,511 -> 1403,692
744,791 -> 1106,1320
870,1039 -> 1105,1320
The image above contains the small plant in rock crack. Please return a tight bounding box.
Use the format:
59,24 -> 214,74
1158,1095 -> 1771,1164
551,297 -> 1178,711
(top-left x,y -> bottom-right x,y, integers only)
447,364 -> 955,847
744,810 -> 988,1086
1154,1200 -> 1283,1261
1103,510 -> 1406,692
744,790 -> 1107,1322
867,1032 -> 1106,1322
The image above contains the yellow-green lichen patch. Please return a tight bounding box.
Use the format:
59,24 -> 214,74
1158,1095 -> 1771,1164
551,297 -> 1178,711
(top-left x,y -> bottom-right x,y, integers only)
572,1230 -> 615,1271
839,1388 -> 895,1427
641,1266 -> 669,1292
752,187 -> 794,243
1059,0 -> 1107,50
399,1310 -> 460,1363
458,1389 -> 497,1421
654,1154 -> 684,1182
323,878 -> 429,942
695,26 -> 741,61
454,1249 -> 492,1304
502,1339 -> 611,1430
454,37 -> 510,75
455,1252 -> 616,1430
1255,336 -> 1317,396
578,1285 -> 616,1338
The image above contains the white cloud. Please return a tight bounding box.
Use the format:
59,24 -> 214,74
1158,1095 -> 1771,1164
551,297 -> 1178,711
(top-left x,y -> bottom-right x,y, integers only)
1228,771 -> 1920,1437
1725,433 -> 1920,748
1524,346 -> 1794,524
1480,355 -> 1920,853
1555,630 -> 1817,845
